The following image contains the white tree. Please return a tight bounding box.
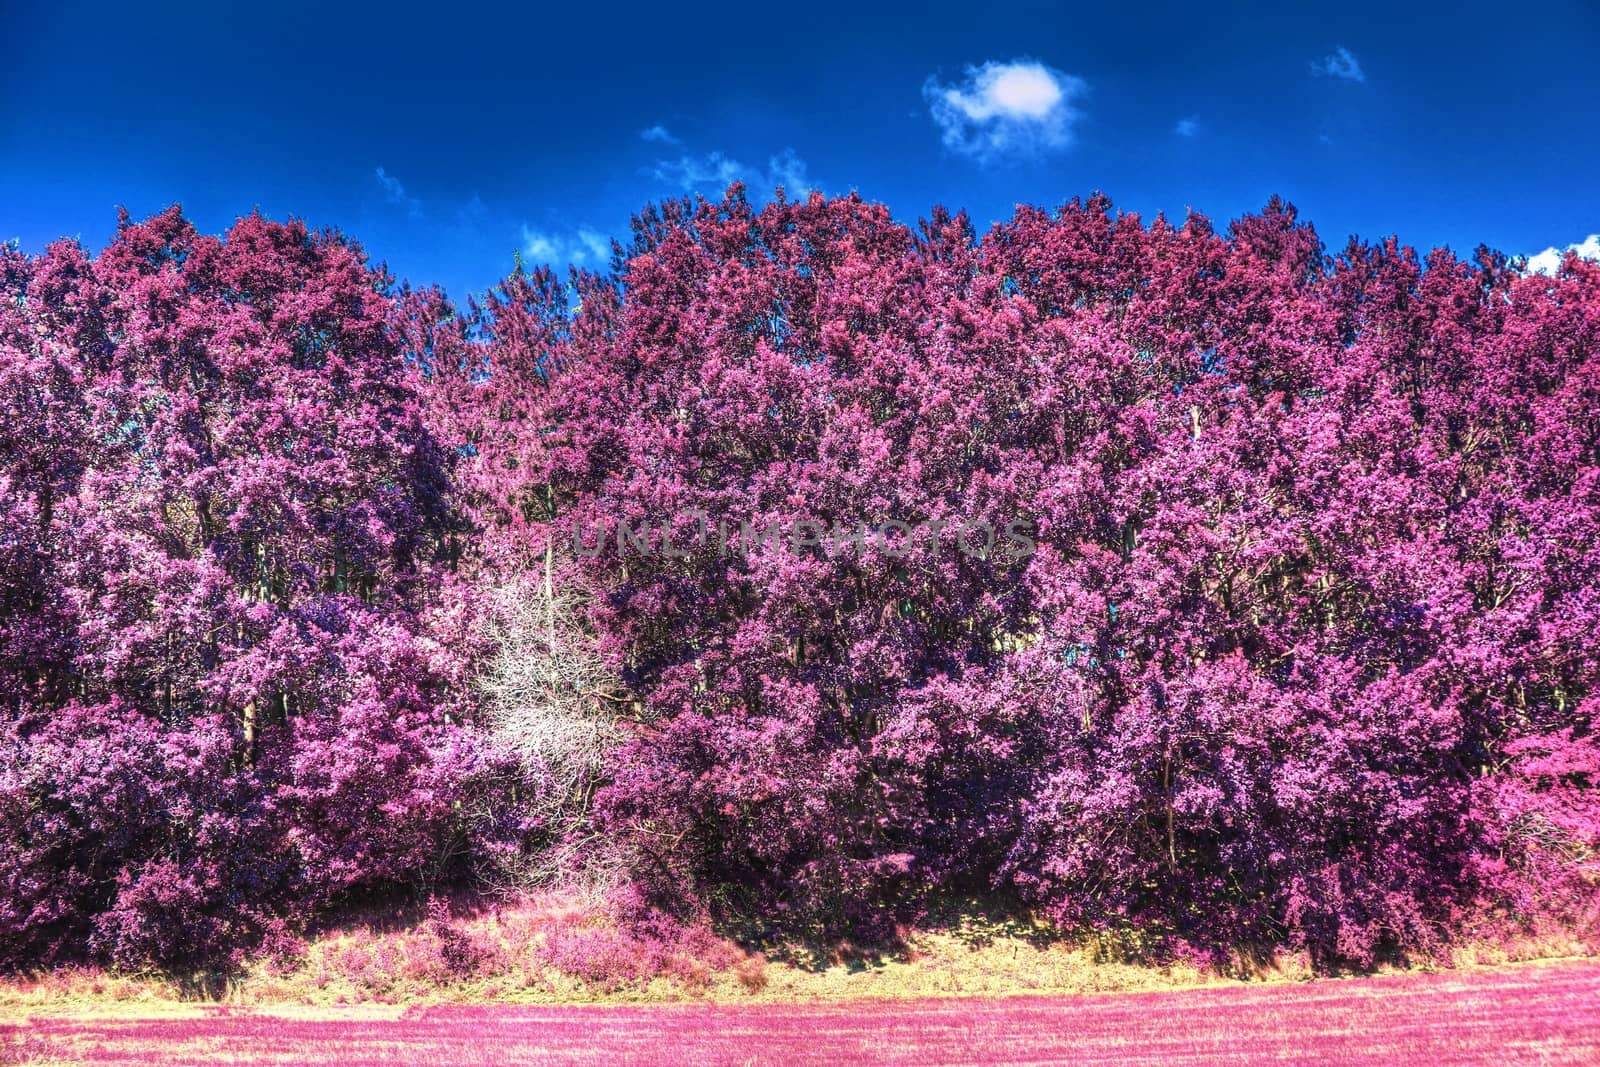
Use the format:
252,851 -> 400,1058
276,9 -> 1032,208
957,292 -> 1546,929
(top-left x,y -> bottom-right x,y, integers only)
475,578 -> 634,891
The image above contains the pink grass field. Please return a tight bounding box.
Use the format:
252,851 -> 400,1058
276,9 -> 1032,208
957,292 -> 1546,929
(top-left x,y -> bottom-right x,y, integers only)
5,960 -> 1600,1066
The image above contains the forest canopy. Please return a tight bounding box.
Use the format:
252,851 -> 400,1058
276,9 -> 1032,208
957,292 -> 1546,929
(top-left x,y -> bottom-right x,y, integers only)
2,189 -> 1597,972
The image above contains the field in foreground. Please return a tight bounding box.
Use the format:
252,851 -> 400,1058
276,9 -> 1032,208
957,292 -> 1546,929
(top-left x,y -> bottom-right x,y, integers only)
4,959 -> 1598,1066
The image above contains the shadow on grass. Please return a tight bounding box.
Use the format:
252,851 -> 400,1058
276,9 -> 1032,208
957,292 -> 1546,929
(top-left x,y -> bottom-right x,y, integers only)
710,889 -> 1072,974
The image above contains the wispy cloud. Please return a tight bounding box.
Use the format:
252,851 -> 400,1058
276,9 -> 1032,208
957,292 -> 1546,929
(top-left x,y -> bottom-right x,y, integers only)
653,151 -> 746,188
923,59 -> 1087,161
1311,47 -> 1365,83
519,225 -> 613,267
576,229 -> 610,261
765,148 -> 811,195
652,146 -> 816,197
1174,116 -> 1200,138
374,166 -> 421,217
1523,233 -> 1600,275
640,124 -> 680,145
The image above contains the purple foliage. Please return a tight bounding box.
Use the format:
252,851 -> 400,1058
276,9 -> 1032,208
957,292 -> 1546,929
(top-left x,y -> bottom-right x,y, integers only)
0,211 -> 508,970
467,190 -> 1600,965
4,191 -> 1598,973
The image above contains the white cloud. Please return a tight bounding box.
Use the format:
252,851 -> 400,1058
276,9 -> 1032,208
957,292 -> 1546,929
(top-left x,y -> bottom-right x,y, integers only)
1311,47 -> 1365,83
765,148 -> 812,195
652,147 -> 816,197
520,226 -> 613,267
640,124 -> 679,145
374,166 -> 421,217
576,228 -> 611,261
1523,233 -> 1600,275
1174,116 -> 1200,138
654,151 -> 748,188
923,59 -> 1086,160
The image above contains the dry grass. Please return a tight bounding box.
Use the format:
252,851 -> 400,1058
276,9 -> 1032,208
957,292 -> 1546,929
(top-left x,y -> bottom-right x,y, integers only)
1,896 -> 1594,1021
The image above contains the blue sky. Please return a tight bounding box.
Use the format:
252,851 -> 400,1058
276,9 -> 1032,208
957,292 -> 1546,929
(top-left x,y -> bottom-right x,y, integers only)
3,1 -> 1597,301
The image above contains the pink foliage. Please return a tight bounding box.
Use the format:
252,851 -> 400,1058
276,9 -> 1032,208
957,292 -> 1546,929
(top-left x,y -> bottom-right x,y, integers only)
0,211 -> 511,969
450,189 -> 1600,966
4,189 -> 1599,973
